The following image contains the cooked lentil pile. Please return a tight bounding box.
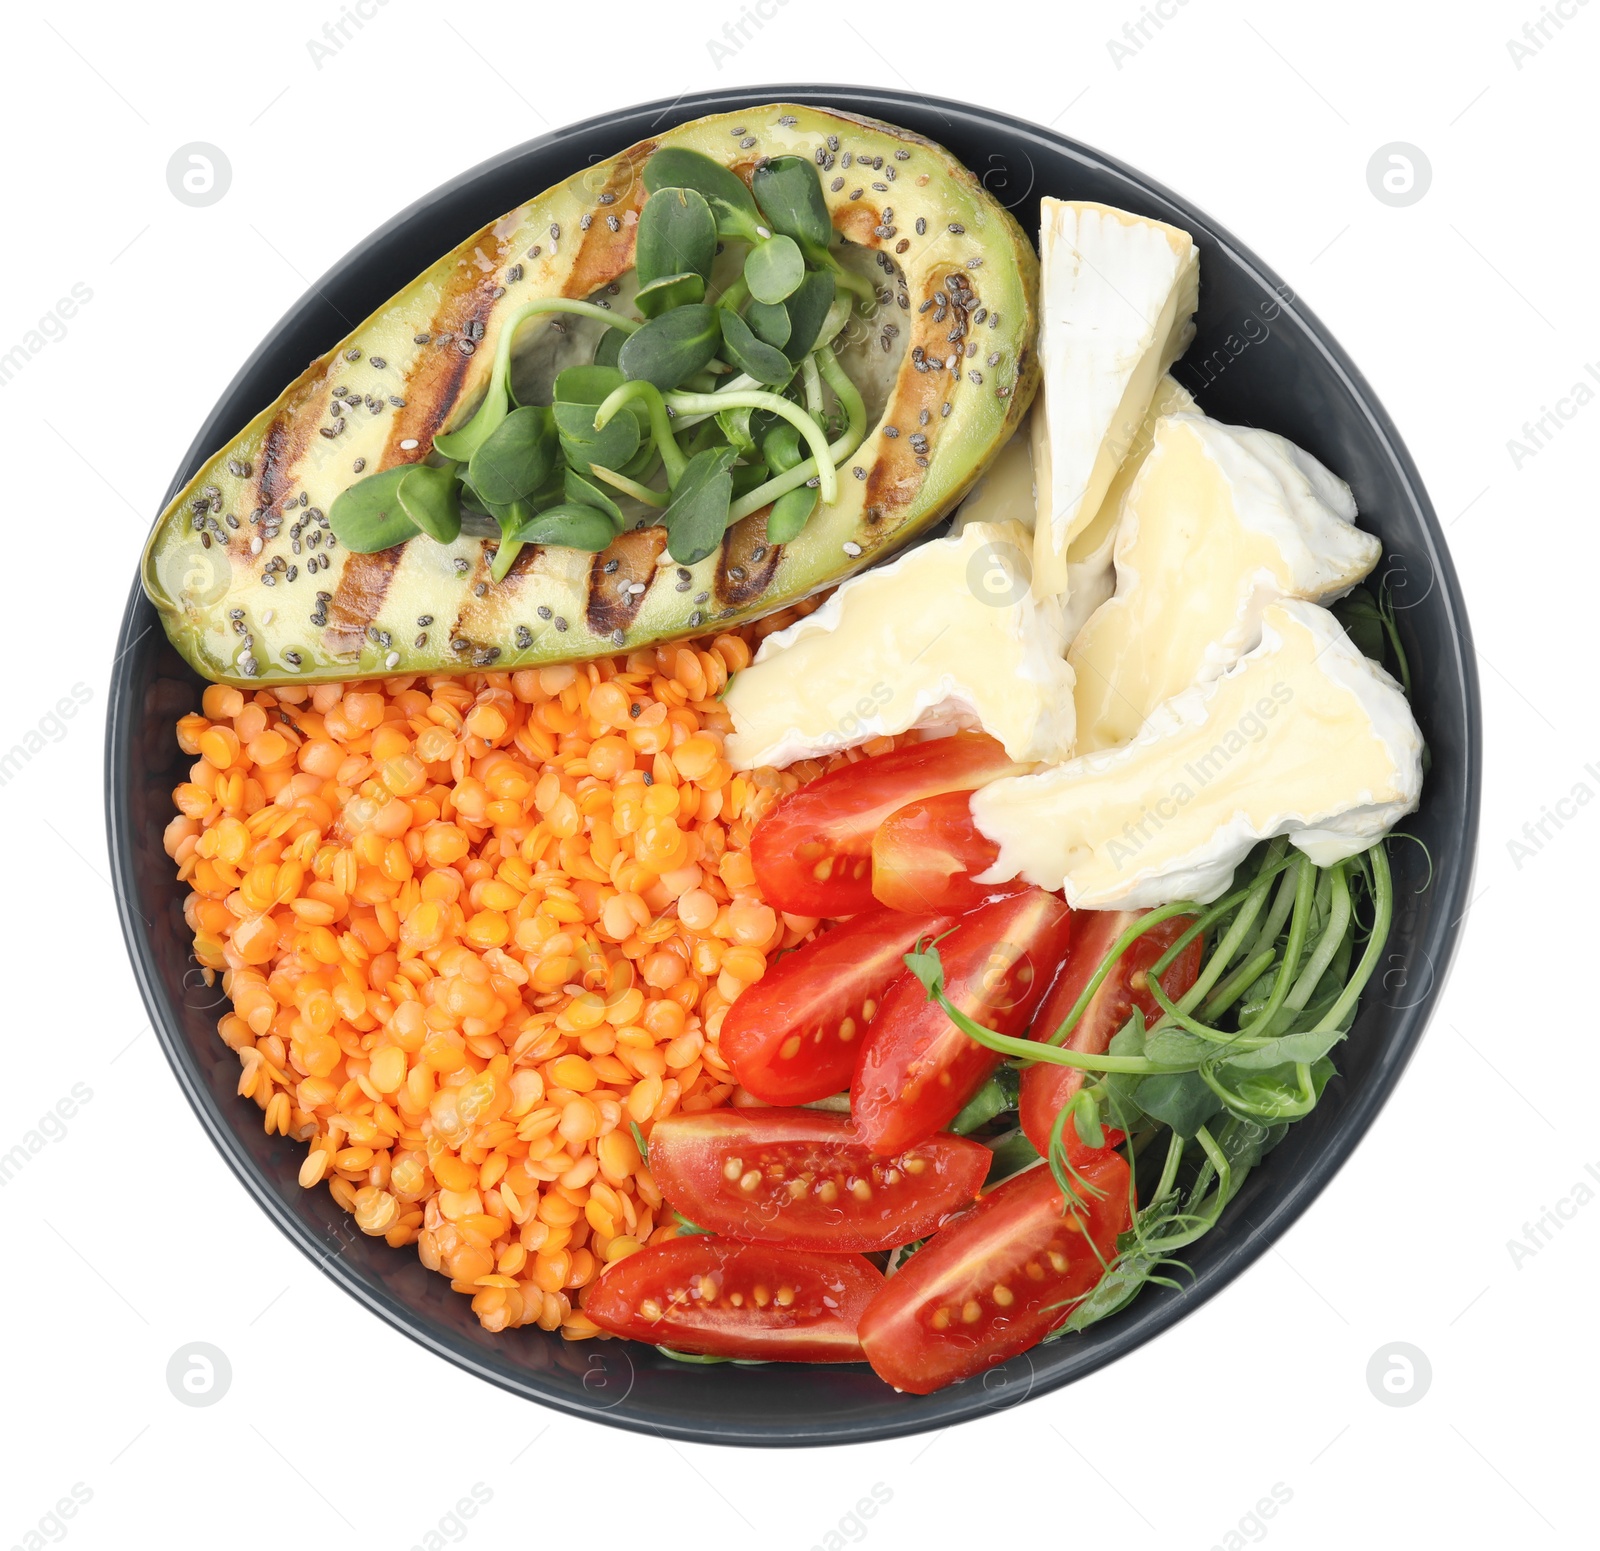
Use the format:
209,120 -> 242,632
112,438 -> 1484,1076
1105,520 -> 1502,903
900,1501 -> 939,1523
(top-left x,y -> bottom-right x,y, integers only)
165,602 -> 893,1337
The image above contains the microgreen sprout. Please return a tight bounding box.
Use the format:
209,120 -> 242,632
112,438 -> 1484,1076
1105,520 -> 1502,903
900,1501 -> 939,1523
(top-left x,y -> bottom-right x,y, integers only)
328,147 -> 878,567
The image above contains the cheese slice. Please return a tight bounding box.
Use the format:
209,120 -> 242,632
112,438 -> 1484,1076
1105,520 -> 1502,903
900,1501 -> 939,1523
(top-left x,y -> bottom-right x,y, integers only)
956,373 -> 1195,593
1030,200 -> 1199,601
1070,413 -> 1380,753
1059,375 -> 1197,642
971,600 -> 1422,908
723,521 -> 1076,769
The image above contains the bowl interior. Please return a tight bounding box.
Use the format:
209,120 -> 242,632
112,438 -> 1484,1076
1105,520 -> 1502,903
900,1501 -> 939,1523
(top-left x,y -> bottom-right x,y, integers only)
107,84 -> 1479,1445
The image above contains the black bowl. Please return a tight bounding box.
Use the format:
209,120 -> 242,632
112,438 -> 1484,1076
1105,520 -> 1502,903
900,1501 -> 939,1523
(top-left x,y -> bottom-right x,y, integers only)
107,84 -> 1480,1445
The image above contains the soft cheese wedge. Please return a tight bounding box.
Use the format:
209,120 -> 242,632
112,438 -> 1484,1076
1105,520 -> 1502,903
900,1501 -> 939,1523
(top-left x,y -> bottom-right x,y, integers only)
971,600 -> 1423,909
1030,201 -> 1199,600
955,376 -> 1197,645
1071,413 -> 1380,752
723,520 -> 1076,768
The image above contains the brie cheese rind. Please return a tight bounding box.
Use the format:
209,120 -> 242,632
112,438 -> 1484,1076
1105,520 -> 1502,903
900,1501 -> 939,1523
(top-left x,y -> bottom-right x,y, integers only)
722,520 -> 1076,769
1058,375 -> 1198,643
1070,413 -> 1380,753
970,600 -> 1423,909
1030,200 -> 1199,601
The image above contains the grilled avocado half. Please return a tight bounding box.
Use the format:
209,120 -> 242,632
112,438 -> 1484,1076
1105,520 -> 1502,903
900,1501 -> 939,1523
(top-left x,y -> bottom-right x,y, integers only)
142,104 -> 1040,686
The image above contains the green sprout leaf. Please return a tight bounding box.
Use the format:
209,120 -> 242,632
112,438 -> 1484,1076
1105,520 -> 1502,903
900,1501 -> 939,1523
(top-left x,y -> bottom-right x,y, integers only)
634,271 -> 708,320
660,446 -> 737,565
396,463 -> 462,544
751,155 -> 833,251
781,269 -> 837,361
618,303 -> 722,391
764,483 -> 816,544
744,235 -> 805,305
636,187 -> 717,288
562,467 -> 625,530
718,307 -> 793,384
593,327 -> 626,368
466,405 -> 558,506
744,297 -> 791,349
554,401 -> 639,471
642,149 -> 761,239
327,465 -> 420,553
507,502 -> 617,551
431,386 -> 509,463
903,932 -> 956,1001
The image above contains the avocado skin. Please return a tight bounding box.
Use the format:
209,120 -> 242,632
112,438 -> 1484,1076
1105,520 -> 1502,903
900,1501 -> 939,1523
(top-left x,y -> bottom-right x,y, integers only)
143,104 -> 1039,687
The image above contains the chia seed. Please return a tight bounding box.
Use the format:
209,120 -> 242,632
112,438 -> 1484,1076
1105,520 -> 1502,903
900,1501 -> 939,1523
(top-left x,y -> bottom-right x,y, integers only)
537,605 -> 552,620
554,617 -> 568,632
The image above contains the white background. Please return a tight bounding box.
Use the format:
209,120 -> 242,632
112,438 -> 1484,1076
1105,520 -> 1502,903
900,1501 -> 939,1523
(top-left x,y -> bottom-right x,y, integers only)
0,0 -> 1591,1546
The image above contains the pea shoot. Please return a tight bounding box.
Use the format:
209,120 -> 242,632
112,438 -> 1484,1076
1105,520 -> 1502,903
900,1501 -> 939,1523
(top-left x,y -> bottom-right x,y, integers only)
902,836 -> 1401,1331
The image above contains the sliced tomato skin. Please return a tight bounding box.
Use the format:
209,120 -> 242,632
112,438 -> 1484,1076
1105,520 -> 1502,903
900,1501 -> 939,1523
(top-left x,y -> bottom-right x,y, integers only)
858,1151 -> 1131,1394
852,890 -> 1074,1156
720,908 -> 957,1105
583,1236 -> 884,1362
646,1109 -> 990,1252
1019,911 -> 1203,1155
871,790 -> 1026,915
750,733 -> 1025,916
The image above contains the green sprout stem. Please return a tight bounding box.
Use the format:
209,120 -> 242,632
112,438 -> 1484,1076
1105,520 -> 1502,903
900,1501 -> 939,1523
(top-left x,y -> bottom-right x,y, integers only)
586,464 -> 669,508
664,386 -> 839,504
594,380 -> 688,486
726,346 -> 866,522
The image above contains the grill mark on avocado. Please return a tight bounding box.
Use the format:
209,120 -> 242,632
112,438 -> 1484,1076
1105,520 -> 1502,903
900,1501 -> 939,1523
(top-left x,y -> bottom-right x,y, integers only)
862,275 -> 958,523
324,545 -> 404,657
384,266 -> 504,464
255,415 -> 296,515
564,147 -> 650,301
717,513 -> 782,607
585,527 -> 666,637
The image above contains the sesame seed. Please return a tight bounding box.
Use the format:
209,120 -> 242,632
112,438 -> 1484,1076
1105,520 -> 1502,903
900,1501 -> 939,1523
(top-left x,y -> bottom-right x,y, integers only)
399,438 -> 419,450
385,650 -> 400,669
843,541 -> 862,556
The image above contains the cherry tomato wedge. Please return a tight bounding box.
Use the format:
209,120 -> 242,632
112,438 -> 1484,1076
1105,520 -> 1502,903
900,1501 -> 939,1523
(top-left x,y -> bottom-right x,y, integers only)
584,1236 -> 884,1362
853,889 -> 1074,1155
858,1151 -> 1132,1394
1019,910 -> 1203,1154
871,789 -> 1026,914
750,733 -> 1025,916
646,1109 -> 991,1252
721,907 -> 956,1105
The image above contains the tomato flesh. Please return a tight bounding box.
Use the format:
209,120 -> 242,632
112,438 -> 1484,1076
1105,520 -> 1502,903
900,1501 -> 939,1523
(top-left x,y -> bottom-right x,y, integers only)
584,1236 -> 883,1362
853,889 -> 1074,1155
720,907 -> 956,1105
647,1109 -> 991,1252
1019,910 -> 1204,1154
871,790 -> 1025,914
750,733 -> 1025,916
858,1152 -> 1131,1394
